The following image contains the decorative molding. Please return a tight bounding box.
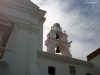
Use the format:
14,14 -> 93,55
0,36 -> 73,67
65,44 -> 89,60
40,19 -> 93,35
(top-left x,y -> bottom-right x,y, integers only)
37,51 -> 93,67
14,22 -> 40,35
2,1 -> 46,18
3,14 -> 41,35
6,14 -> 39,25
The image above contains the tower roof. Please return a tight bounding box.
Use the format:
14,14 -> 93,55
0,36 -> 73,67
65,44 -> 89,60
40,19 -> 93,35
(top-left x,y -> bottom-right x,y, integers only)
53,23 -> 61,27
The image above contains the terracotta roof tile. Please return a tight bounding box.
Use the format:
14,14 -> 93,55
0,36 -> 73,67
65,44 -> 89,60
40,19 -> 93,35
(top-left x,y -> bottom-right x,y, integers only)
87,48 -> 100,61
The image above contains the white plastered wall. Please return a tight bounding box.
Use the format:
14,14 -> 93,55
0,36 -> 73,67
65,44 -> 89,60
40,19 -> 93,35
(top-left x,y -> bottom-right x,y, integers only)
0,0 -> 46,75
37,52 -> 93,75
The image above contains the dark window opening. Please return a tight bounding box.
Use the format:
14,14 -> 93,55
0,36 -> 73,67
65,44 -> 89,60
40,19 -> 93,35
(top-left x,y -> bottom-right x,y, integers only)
56,34 -> 59,39
86,73 -> 92,75
48,66 -> 56,75
69,66 -> 76,74
55,46 -> 60,53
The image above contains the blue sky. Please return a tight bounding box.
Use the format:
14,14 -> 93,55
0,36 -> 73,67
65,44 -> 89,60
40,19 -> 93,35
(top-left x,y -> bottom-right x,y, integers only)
32,0 -> 100,60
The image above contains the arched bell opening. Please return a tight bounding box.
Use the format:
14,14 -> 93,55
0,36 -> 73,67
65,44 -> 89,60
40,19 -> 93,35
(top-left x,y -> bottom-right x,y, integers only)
55,32 -> 63,40
55,44 -> 65,55
55,33 -> 60,40
55,46 -> 61,53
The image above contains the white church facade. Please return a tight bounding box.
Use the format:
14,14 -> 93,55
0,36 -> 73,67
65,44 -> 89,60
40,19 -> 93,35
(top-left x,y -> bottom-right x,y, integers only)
0,0 -> 100,75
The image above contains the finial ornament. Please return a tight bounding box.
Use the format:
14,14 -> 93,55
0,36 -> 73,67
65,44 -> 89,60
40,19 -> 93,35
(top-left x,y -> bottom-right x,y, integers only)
45,23 -> 72,57
64,30 -> 66,33
70,41 -> 72,44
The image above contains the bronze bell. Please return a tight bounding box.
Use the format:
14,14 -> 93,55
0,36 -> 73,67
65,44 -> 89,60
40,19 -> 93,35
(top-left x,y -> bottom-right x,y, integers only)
56,47 -> 60,53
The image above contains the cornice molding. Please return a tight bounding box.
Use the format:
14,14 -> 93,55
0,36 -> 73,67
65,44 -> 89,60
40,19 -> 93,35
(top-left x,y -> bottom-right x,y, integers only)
0,13 -> 42,35
2,1 -> 46,18
37,51 -> 93,67
7,14 -> 41,28
6,13 -> 45,28
16,22 -> 40,35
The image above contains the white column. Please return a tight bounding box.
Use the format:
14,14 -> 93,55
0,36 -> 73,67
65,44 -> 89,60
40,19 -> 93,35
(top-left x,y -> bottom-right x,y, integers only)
2,23 -> 41,75
28,33 -> 41,75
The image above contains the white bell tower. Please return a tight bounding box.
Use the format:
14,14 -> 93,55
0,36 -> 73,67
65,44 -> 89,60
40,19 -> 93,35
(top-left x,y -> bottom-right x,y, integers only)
45,23 -> 72,57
